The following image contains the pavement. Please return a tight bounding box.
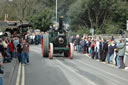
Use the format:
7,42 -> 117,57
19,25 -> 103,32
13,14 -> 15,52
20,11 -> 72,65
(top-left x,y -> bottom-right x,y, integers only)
3,45 -> 128,85
2,58 -> 18,85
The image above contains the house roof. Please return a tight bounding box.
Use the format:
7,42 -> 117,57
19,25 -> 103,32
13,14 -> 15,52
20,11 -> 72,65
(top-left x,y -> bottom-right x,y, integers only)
0,21 -> 31,28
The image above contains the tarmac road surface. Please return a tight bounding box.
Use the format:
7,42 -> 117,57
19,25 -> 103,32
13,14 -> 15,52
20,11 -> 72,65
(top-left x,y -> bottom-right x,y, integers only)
20,45 -> 128,85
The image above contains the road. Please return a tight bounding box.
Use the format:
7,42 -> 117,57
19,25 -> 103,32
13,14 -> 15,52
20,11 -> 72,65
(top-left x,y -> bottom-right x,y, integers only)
22,45 -> 128,85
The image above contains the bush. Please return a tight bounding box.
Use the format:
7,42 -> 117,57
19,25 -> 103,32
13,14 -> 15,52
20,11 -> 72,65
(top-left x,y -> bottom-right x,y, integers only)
104,22 -> 120,34
71,27 -> 91,36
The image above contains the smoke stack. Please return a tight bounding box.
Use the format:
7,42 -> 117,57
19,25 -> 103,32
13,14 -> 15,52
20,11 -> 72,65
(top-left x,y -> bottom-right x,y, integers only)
4,14 -> 8,21
7,14 -> 8,20
4,14 -> 6,21
58,16 -> 63,30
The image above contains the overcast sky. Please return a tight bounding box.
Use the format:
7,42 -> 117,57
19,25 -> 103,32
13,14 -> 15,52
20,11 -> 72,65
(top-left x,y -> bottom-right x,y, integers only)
8,0 -> 13,2
0,0 -> 13,2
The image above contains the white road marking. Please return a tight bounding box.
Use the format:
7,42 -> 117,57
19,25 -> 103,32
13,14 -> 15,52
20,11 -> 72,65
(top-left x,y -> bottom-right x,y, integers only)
56,59 -> 97,85
76,60 -> 128,82
67,59 -> 120,85
31,46 -> 128,84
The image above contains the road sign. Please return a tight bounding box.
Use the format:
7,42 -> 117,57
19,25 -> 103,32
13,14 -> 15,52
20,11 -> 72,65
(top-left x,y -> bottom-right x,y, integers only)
90,28 -> 94,40
90,28 -> 94,34
127,20 -> 128,30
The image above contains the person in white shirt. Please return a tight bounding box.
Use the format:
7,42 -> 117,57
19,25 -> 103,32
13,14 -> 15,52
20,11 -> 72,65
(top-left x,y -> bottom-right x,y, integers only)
95,38 -> 100,59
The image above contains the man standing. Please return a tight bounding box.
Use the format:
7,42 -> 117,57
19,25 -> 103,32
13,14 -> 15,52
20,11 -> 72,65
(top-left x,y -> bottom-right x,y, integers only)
107,41 -> 115,64
0,53 -> 3,73
99,39 -> 104,61
117,39 -> 126,69
35,34 -> 40,45
71,35 -> 76,43
91,40 -> 96,59
87,37 -> 91,54
16,40 -> 23,63
23,40 -> 29,64
80,38 -> 86,53
75,35 -> 81,53
13,37 -> 19,57
96,38 -> 100,59
102,39 -> 108,62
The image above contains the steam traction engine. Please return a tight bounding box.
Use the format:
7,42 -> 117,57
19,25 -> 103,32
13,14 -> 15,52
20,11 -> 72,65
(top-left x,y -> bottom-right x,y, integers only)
42,16 -> 74,59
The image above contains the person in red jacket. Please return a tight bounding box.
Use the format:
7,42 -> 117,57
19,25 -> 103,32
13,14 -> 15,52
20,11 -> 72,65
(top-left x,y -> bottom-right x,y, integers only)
9,40 -> 14,60
91,40 -> 96,59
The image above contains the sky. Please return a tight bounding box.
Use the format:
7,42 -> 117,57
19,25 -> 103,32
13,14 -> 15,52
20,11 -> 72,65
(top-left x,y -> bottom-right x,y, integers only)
8,0 -> 13,2
0,0 -> 13,2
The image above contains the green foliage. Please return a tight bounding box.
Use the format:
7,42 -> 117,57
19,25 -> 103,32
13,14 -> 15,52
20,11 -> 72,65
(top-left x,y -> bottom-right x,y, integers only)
71,26 -> 91,36
112,1 -> 128,29
0,0 -> 128,34
105,24 -> 120,34
27,8 -> 53,31
67,0 -> 128,34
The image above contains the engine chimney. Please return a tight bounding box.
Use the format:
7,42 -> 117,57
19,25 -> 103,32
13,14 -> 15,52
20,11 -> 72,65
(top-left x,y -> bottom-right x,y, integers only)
4,14 -> 8,21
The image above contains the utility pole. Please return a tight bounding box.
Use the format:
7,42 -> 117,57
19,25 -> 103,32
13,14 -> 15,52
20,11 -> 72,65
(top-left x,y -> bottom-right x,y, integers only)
56,0 -> 57,23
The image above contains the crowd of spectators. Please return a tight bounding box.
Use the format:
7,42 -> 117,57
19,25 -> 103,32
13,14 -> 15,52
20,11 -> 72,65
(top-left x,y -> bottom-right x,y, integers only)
0,31 -> 44,73
25,32 -> 43,45
71,34 -> 127,69
0,35 -> 30,85
0,36 -> 30,73
0,31 -> 44,84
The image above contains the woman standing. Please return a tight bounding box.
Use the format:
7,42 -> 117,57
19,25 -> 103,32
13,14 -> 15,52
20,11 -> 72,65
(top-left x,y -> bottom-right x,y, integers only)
9,40 -> 14,60
117,39 -> 126,69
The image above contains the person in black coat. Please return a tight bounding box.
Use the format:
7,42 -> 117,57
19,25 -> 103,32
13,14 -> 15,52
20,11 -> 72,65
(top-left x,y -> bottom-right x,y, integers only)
80,38 -> 86,53
71,36 -> 76,43
107,41 -> 115,64
86,37 -> 91,53
0,40 -> 4,56
99,39 -> 104,61
101,40 -> 108,62
0,39 -> 4,74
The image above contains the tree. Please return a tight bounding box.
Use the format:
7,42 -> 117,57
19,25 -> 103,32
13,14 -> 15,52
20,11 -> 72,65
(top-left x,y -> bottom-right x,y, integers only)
27,8 -> 53,31
8,0 -> 31,21
0,0 -> 128,34
67,0 -> 128,34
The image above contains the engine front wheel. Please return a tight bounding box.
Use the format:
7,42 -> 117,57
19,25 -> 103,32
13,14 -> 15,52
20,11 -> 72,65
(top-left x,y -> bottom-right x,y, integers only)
49,43 -> 53,59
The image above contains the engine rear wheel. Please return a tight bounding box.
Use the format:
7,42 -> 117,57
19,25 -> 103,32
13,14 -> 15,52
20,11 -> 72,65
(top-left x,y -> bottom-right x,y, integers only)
49,43 -> 53,59
42,33 -> 49,57
68,43 -> 74,59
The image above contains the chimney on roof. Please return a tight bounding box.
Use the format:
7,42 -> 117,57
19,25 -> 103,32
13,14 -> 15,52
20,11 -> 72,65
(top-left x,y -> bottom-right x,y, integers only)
4,14 -> 8,21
